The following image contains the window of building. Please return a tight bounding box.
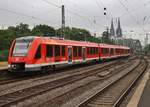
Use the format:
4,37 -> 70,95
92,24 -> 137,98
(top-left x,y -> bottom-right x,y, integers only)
46,45 -> 53,57
35,45 -> 41,59
55,45 -> 60,57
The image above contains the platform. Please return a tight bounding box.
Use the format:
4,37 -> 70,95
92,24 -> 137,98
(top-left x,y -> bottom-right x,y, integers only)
0,62 -> 8,70
127,63 -> 150,107
137,78 -> 150,107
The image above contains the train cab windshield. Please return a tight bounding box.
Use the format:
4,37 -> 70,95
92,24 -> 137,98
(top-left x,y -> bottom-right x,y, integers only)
12,36 -> 34,56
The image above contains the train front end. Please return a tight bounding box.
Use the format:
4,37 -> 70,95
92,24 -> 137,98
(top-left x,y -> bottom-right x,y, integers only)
8,36 -> 36,72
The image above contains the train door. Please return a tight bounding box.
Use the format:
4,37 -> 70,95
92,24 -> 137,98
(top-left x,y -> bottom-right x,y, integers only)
68,47 -> 72,63
99,47 -> 101,60
82,47 -> 86,61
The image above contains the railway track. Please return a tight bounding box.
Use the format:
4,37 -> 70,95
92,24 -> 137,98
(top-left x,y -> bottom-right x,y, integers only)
0,58 -> 133,107
0,58 -> 128,86
0,56 -> 135,85
0,68 -> 8,76
0,61 -> 106,85
38,59 -> 139,107
77,58 -> 147,107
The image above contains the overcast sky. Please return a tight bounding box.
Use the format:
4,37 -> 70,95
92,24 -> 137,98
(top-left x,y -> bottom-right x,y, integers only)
0,0 -> 150,44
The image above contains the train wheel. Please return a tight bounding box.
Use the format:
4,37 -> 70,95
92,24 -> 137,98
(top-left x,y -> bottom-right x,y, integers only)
52,65 -> 56,71
41,66 -> 51,73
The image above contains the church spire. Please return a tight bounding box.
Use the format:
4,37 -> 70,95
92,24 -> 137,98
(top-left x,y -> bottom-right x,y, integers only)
116,18 -> 122,38
110,19 -> 115,37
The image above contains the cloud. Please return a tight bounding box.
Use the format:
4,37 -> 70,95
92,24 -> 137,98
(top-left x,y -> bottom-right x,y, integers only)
0,0 -> 149,43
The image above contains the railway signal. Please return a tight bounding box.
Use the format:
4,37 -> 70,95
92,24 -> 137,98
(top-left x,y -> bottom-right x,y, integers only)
104,7 -> 107,15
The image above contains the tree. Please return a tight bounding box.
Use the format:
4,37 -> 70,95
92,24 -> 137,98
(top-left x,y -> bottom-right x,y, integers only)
101,27 -> 114,44
56,27 -> 91,41
31,24 -> 55,36
0,30 -> 16,50
15,23 -> 31,37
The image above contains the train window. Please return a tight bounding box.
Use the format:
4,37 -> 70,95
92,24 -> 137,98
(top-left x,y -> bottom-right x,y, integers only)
94,48 -> 96,54
87,47 -> 90,55
110,49 -> 114,54
96,48 -> 98,54
89,47 -> 96,55
86,47 -> 88,54
93,47 -> 95,54
115,49 -> 118,54
46,45 -> 53,57
35,45 -> 41,59
117,49 -> 119,53
102,48 -> 109,54
13,37 -> 34,56
92,48 -> 94,54
116,49 -> 120,54
102,48 -> 103,54
90,47 -> 92,54
127,50 -> 129,54
78,47 -> 82,57
120,49 -> 122,54
55,45 -> 60,57
62,46 -> 65,57
73,46 -> 78,57
90,48 -> 92,54
88,48 -> 90,54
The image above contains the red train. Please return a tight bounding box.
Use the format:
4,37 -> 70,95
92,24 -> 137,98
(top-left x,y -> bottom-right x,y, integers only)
8,36 -> 130,72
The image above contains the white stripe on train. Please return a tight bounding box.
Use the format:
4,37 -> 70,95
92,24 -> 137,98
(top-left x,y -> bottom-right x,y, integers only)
8,54 -> 130,69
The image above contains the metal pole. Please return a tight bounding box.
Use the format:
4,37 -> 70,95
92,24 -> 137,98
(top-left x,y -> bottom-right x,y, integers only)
62,5 -> 65,39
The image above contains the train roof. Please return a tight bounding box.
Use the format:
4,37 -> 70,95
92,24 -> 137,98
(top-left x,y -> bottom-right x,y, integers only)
15,36 -> 130,49
41,37 -> 99,47
99,44 -> 130,49
16,36 -> 36,40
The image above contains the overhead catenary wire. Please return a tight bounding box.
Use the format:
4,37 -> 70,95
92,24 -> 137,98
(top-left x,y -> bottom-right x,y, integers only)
93,0 -> 113,18
66,0 -> 108,32
125,0 -> 150,29
0,0 -> 109,34
42,0 -> 61,8
118,0 -> 150,19
42,0 -> 91,24
64,0 -> 106,31
65,0 -> 92,17
117,0 -> 146,33
0,7 -> 59,25
43,0 -> 103,30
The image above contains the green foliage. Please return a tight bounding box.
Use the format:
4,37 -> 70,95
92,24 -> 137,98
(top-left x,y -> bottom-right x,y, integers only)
31,24 -> 55,36
0,30 -> 15,50
56,27 -> 92,41
0,23 -> 116,61
0,50 -> 9,61
15,23 -> 31,36
87,36 -> 101,43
